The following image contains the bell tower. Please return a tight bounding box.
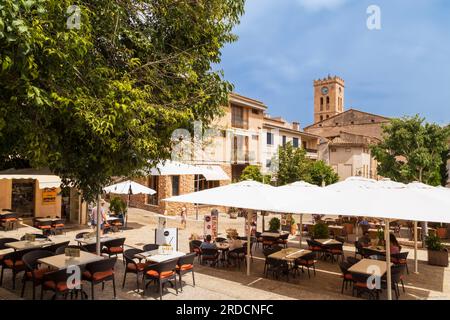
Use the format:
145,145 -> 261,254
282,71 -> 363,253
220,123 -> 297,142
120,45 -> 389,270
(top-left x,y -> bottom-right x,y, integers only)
313,75 -> 345,123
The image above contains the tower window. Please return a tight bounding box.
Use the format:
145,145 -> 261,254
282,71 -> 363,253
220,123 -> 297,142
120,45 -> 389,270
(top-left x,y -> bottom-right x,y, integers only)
326,115 -> 330,119
320,116 -> 324,122
326,97 -> 330,104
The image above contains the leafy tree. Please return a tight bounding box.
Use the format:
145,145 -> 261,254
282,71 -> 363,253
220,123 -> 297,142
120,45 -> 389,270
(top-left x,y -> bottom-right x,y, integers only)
239,165 -> 263,182
370,116 -> 450,185
277,142 -> 338,186
0,0 -> 245,201
371,116 -> 450,239
309,160 -> 339,186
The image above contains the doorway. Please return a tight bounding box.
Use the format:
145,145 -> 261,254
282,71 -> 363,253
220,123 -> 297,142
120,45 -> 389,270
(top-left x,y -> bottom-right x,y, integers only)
12,179 -> 35,218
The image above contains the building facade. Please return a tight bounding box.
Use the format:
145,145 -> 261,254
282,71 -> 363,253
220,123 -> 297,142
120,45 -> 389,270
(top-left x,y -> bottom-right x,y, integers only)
305,76 -> 390,181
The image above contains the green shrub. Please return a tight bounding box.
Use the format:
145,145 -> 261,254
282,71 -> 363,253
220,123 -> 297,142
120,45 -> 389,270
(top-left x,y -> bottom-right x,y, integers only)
312,222 -> 329,239
109,197 -> 127,215
268,217 -> 281,232
425,234 -> 444,251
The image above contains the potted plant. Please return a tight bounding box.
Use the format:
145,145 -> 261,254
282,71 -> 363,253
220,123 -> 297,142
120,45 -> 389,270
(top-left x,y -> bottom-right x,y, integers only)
109,197 -> 127,216
268,217 -> 281,232
425,234 -> 449,267
312,222 -> 329,239
228,207 -> 238,219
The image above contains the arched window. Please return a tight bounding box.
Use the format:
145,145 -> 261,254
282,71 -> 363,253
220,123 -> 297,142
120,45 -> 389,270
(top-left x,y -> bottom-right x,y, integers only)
320,97 -> 324,111
320,115 -> 324,122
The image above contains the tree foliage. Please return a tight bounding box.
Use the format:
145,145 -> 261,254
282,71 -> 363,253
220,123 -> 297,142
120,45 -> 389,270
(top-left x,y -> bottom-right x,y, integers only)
0,0 -> 245,201
370,116 -> 450,185
239,165 -> 271,183
277,142 -> 338,186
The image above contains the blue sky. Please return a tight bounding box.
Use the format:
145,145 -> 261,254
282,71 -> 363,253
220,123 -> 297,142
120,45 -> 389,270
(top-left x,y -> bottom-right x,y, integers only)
218,0 -> 450,126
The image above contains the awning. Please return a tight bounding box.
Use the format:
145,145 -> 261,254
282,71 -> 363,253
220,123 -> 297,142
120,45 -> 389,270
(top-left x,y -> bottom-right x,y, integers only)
197,165 -> 230,181
0,168 -> 62,189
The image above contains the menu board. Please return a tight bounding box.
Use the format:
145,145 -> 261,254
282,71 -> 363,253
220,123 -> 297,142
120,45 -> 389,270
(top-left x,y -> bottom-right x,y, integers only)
42,188 -> 57,205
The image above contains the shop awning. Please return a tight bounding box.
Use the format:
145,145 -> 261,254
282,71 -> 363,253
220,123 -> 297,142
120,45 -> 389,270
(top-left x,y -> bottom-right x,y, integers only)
197,165 -> 230,181
0,168 -> 62,189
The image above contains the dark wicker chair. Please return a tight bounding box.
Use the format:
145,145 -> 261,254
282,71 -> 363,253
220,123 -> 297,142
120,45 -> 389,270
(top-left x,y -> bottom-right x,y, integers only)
51,219 -> 66,235
293,252 -> 317,278
41,268 -> 83,300
228,247 -> 247,269
20,233 -> 48,240
277,233 -> 289,248
142,258 -> 178,300
102,238 -> 126,263
36,220 -> 53,236
351,272 -> 380,300
44,241 -> 70,254
346,256 -> 361,266
325,243 -> 344,263
265,257 -> 290,281
0,238 -> 18,266
122,248 -> 146,291
82,257 -> 117,300
142,244 -> 159,252
306,239 -> 324,259
381,264 -> 406,299
81,243 -> 98,253
200,248 -> 219,267
75,232 -> 91,239
262,246 -> 282,275
338,261 -> 353,293
21,250 -> 54,299
262,236 -> 278,249
391,251 -> 409,274
0,248 -> 34,289
176,253 -> 196,291
189,240 -> 202,263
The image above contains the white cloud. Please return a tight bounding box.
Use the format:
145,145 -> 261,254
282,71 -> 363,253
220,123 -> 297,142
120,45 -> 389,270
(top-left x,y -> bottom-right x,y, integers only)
297,0 -> 348,12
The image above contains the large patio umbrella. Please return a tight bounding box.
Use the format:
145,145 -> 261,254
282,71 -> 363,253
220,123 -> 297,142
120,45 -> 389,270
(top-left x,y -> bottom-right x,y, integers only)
277,181 -> 321,248
164,180 -> 277,276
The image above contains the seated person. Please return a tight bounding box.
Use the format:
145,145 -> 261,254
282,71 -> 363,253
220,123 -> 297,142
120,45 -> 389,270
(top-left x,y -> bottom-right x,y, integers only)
228,236 -> 243,251
358,231 -> 371,247
200,235 -> 217,250
389,233 -> 401,254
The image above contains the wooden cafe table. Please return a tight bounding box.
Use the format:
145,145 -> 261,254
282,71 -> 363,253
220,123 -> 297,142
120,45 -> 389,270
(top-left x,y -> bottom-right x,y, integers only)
136,250 -> 186,263
269,248 -> 311,262
348,258 -> 392,277
314,239 -> 341,246
5,239 -> 54,251
38,251 -> 104,270
75,236 -> 115,245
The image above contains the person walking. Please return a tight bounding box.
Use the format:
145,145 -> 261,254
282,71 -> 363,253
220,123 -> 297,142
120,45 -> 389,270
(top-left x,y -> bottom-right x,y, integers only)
92,200 -> 108,235
180,206 -> 187,229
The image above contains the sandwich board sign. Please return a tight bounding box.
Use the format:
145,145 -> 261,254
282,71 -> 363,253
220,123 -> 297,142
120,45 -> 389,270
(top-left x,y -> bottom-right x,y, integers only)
155,228 -> 178,251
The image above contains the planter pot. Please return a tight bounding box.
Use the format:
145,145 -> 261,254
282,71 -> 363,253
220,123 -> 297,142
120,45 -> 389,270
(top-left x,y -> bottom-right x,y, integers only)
229,213 -> 238,219
436,228 -> 447,239
291,224 -> 298,235
428,249 -> 449,267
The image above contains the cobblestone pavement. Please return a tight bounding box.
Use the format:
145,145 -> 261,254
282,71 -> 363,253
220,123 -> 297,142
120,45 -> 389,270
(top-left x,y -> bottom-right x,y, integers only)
1,208 -> 449,300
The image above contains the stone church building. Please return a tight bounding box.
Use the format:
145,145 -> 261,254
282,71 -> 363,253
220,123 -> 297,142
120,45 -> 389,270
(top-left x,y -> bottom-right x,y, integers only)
304,76 -> 390,180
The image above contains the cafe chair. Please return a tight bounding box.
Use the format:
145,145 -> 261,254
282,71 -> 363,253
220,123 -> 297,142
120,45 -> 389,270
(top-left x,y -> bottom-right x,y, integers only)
277,233 -> 289,248
255,232 -> 263,250
265,257 -> 290,281
306,239 -> 324,259
228,247 -> 247,269
36,220 -> 53,236
41,268 -> 83,300
351,272 -> 380,300
346,256 -> 360,266
75,232 -> 91,239
55,245 -> 81,255
0,249 -> 34,289
81,243 -> 98,254
381,265 -> 405,300
262,246 -> 282,275
293,252 -> 317,279
0,238 -> 18,268
354,241 -> 365,259
200,248 -> 219,267
44,241 -> 70,254
176,253 -> 196,291
122,248 -> 146,291
0,213 -> 19,231
143,244 -> 159,252
82,257 -> 117,300
142,258 -> 178,300
51,219 -> 66,235
262,236 -> 277,249
325,243 -> 344,263
102,238 -> 126,262
21,250 -> 54,299
189,240 -> 202,263
338,261 -> 353,293
391,251 -> 409,274
20,233 -> 48,240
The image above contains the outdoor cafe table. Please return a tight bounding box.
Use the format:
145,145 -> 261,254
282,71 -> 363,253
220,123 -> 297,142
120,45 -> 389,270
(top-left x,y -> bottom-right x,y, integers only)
348,259 -> 393,277
38,251 -> 104,270
35,218 -> 59,223
75,236 -> 115,245
261,231 -> 288,238
5,239 -> 54,251
0,248 -> 13,256
328,225 -> 344,236
136,250 -> 185,263
269,248 -> 312,262
314,239 -> 341,246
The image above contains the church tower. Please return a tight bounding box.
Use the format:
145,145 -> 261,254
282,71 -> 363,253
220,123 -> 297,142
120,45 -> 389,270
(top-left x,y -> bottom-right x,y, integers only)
313,75 -> 345,123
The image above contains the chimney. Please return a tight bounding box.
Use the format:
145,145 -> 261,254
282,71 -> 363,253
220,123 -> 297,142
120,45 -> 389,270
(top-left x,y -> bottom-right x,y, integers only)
292,122 -> 300,131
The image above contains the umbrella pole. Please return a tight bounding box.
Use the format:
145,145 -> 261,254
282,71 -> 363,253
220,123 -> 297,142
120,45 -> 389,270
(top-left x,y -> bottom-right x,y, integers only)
299,214 -> 303,249
414,220 -> 419,274
385,219 -> 392,300
96,194 -> 101,256
247,210 -> 251,276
